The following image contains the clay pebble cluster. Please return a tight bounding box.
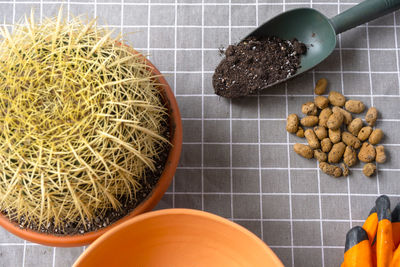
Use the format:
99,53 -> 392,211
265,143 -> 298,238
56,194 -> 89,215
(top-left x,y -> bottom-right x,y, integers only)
286,78 -> 386,178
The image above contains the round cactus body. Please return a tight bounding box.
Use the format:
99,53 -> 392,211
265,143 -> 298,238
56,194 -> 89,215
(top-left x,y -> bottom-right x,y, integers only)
0,13 -> 169,230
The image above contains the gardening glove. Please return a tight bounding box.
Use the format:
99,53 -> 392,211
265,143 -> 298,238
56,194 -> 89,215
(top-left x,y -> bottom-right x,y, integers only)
392,202 -> 400,249
364,207 -> 379,245
364,206 -> 378,267
343,226 -> 374,267
390,244 -> 400,267
376,195 -> 394,267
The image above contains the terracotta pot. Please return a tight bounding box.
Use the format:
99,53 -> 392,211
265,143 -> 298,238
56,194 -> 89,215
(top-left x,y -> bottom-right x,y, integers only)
0,47 -> 182,247
73,209 -> 284,267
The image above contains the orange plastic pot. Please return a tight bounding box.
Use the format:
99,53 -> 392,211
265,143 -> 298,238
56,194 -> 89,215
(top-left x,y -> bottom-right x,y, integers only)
0,47 -> 182,247
74,209 -> 284,267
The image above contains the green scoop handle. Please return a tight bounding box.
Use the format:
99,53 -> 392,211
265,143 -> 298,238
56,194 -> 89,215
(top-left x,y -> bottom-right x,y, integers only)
330,0 -> 400,34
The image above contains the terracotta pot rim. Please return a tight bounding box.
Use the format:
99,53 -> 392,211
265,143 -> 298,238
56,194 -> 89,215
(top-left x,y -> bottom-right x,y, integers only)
0,47 -> 182,247
74,209 -> 284,267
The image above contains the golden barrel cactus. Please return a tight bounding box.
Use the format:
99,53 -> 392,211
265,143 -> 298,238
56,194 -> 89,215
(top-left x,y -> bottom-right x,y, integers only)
0,13 -> 169,230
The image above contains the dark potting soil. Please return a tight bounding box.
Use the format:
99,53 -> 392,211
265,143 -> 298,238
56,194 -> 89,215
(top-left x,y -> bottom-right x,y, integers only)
213,36 -> 307,98
1,122 -> 171,236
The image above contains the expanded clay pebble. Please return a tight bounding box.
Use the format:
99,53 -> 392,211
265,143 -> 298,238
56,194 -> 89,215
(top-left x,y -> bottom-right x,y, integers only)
314,149 -> 327,162
321,138 -> 333,153
329,128 -> 341,144
286,79 -> 386,178
319,108 -> 332,128
369,129 -> 383,145
294,143 -> 313,159
327,110 -> 344,130
332,106 -> 352,125
363,163 -> 376,177
343,146 -> 357,167
302,102 -> 318,115
305,129 -> 320,149
342,132 -> 361,149
358,126 -> 373,141
341,163 -> 350,176
301,116 -> 319,127
366,107 -> 378,126
314,96 -> 329,109
320,162 -> 342,177
376,145 -> 386,164
328,142 -> 346,163
315,78 -> 327,95
348,118 -> 363,136
345,100 -> 365,114
286,114 -> 299,133
328,91 -> 346,107
358,143 -> 376,163
296,127 -> 305,138
313,126 -> 328,140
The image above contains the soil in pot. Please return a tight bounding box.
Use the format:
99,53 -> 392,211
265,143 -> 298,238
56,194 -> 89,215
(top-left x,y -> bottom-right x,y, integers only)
0,14 -> 172,236
213,36 -> 307,98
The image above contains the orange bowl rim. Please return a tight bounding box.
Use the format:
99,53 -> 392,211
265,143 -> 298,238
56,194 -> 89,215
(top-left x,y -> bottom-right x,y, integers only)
73,208 -> 284,267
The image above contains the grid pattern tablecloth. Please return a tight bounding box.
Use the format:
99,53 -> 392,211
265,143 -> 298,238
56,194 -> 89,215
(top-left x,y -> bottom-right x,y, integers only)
1,0 -> 400,266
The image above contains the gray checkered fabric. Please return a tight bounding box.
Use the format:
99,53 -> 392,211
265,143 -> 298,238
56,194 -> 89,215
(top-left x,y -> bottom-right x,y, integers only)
1,1 -> 400,266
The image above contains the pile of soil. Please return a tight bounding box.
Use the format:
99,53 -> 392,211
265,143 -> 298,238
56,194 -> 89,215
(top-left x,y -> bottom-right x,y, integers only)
213,36 -> 307,98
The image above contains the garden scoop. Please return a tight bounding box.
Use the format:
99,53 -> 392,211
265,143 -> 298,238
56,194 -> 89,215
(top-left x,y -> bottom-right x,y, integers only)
245,0 -> 400,89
